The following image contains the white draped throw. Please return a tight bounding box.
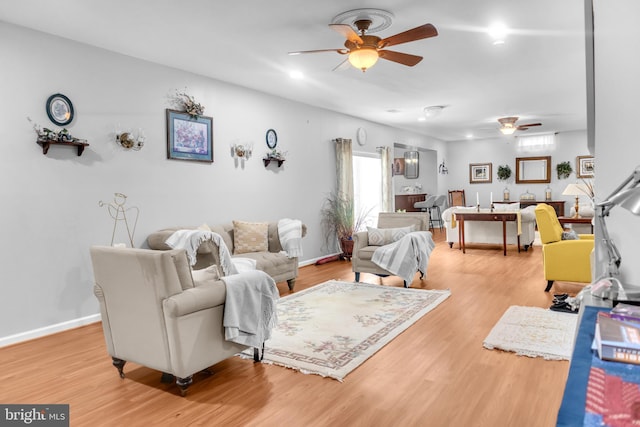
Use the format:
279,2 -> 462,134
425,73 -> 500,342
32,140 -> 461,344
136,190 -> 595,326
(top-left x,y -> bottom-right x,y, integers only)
371,231 -> 436,285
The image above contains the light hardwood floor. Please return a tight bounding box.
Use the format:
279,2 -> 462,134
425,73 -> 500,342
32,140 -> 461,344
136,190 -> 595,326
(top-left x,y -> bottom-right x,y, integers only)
0,229 -> 584,427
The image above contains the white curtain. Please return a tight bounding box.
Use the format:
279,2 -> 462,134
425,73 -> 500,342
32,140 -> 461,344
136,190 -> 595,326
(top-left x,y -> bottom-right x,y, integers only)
379,146 -> 393,212
334,138 -> 353,200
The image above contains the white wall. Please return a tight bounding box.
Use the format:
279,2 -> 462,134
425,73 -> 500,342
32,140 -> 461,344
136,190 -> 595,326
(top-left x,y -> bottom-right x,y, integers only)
592,0 -> 640,286
0,22 -> 448,343
444,131 -> 590,213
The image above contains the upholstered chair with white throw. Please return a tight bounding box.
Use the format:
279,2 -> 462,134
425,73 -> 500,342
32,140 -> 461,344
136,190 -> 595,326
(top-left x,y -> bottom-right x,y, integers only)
90,246 -> 253,396
534,203 -> 594,292
351,212 -> 432,287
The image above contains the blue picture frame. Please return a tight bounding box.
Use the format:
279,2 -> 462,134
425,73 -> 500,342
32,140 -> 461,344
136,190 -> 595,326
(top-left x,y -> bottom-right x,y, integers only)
166,109 -> 213,163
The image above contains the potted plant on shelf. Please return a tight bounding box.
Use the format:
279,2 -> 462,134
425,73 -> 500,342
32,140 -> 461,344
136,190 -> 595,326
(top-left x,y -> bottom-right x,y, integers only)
557,161 -> 573,179
320,192 -> 371,260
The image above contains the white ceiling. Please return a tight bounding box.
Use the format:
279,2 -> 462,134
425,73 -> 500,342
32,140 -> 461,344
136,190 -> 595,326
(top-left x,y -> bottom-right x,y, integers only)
0,0 -> 587,142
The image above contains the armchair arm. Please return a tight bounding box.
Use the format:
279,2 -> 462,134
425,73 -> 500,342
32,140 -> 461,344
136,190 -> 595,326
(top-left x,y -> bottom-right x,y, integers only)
163,282 -> 226,317
578,234 -> 595,240
353,231 -> 369,251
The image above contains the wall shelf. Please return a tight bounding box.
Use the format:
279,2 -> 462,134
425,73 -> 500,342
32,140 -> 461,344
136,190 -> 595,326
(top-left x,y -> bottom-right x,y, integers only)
37,139 -> 89,156
263,158 -> 285,167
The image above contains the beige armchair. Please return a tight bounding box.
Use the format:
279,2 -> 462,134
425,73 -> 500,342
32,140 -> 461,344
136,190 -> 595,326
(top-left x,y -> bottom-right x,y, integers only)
351,212 -> 430,285
90,246 -> 251,396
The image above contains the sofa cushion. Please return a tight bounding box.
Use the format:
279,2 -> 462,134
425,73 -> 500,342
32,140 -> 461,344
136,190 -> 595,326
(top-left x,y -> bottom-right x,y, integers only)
191,264 -> 220,286
233,221 -> 269,254
233,252 -> 296,278
367,225 -> 415,246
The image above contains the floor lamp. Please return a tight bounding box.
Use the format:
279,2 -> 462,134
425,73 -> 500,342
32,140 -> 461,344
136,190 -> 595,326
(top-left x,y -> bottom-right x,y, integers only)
591,166 -> 640,302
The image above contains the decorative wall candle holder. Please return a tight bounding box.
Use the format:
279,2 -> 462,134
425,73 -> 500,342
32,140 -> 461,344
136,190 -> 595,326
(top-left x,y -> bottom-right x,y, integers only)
116,129 -> 145,151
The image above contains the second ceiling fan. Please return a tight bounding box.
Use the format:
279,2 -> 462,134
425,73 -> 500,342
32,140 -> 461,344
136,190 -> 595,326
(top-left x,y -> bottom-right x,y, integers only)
288,19 -> 438,72
498,117 -> 542,135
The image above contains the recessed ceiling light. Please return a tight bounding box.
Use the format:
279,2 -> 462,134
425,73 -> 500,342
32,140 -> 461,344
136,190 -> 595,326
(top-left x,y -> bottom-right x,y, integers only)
289,70 -> 304,80
417,117 -> 426,122
466,133 -> 474,139
488,22 -> 508,45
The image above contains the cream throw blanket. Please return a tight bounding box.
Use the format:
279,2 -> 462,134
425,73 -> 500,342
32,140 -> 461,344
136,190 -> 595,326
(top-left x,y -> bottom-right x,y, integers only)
165,229 -> 238,276
372,231 -> 436,285
222,270 -> 279,347
277,218 -> 303,258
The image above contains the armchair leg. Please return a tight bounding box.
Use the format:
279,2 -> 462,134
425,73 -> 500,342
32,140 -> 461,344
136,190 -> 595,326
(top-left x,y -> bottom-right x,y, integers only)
545,280 -> 554,292
112,357 -> 126,379
161,373 -> 174,383
404,280 -> 409,288
254,342 -> 265,362
286,278 -> 296,291
176,376 -> 193,397
355,272 -> 360,282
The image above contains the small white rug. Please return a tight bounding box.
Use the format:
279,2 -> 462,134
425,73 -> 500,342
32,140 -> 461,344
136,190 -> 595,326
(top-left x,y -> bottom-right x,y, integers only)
483,305 -> 578,360
533,231 -> 542,247
242,280 -> 451,381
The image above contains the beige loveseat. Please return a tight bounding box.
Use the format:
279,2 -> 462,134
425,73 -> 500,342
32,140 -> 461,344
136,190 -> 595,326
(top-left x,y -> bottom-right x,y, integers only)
147,221 -> 306,290
441,204 -> 537,251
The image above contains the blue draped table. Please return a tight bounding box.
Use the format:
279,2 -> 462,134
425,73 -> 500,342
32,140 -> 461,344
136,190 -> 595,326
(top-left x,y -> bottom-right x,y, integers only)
557,305 -> 640,426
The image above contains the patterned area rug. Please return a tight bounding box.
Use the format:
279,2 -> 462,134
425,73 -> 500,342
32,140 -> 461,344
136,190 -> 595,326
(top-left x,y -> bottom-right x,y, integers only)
483,305 -> 578,360
242,280 -> 451,381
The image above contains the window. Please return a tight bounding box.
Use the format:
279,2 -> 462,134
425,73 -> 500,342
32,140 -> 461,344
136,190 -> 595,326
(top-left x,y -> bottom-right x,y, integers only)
353,153 -> 381,228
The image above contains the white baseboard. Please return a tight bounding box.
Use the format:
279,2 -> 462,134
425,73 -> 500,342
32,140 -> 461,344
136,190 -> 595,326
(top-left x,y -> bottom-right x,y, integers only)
0,313 -> 101,348
299,253 -> 342,267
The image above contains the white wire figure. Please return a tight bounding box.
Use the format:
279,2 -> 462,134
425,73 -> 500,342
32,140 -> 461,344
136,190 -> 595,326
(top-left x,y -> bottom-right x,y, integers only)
98,193 -> 139,247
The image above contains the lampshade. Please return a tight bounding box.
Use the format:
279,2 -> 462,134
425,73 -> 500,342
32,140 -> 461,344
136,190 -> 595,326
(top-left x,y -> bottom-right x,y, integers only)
348,48 -> 379,72
609,186 -> 640,215
562,183 -> 589,196
499,125 -> 516,135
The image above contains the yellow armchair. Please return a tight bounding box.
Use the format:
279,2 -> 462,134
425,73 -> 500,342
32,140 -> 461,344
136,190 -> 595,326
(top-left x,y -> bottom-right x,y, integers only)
534,203 -> 594,292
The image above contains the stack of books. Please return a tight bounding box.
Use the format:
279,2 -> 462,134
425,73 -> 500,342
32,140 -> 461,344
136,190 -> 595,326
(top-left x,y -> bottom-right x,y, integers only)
594,303 -> 640,365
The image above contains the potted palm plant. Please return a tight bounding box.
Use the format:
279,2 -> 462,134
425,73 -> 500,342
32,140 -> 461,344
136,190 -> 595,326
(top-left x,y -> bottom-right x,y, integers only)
320,192 -> 371,259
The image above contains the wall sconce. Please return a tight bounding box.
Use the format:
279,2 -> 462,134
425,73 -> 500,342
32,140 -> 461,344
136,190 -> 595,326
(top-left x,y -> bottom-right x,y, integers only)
439,159 -> 449,174
116,129 -> 145,151
231,143 -> 253,160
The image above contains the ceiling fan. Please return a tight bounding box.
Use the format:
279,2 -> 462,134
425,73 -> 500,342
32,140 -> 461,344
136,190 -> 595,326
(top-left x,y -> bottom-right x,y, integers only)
288,19 -> 438,72
497,117 -> 542,135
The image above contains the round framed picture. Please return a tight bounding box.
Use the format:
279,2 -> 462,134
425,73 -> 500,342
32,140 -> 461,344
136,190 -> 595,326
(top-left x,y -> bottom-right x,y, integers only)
266,129 -> 278,149
46,93 -> 74,126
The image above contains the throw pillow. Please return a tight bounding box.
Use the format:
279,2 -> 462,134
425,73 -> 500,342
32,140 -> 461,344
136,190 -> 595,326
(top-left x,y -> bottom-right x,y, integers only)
367,225 -> 415,246
191,264 -> 220,286
233,221 -> 269,254
562,230 -> 579,240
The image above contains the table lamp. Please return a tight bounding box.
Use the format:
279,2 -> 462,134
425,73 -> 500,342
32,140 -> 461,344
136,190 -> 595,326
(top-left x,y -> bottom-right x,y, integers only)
562,183 -> 590,218
593,166 -> 640,302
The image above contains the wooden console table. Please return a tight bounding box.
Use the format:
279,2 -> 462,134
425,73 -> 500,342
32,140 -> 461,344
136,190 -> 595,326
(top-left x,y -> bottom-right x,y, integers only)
395,193 -> 427,212
454,210 -> 520,256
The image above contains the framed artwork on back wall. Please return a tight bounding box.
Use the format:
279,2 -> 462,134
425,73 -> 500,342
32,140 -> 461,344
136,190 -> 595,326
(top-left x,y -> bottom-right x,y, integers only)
576,155 -> 594,178
166,109 -> 213,163
469,162 -> 493,184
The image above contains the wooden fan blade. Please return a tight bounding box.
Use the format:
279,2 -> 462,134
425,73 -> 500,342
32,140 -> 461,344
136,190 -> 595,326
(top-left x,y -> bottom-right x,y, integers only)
378,50 -> 423,66
288,48 -> 348,55
379,24 -> 438,48
329,24 -> 363,45
517,123 -> 542,129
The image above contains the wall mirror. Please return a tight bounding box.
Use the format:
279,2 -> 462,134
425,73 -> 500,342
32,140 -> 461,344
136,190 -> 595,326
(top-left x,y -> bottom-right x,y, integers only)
515,156 -> 551,184
404,151 -> 419,179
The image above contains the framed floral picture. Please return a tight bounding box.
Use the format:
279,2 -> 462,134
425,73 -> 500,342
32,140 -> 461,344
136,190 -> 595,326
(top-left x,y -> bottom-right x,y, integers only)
576,155 -> 594,178
469,163 -> 492,184
166,109 -> 213,162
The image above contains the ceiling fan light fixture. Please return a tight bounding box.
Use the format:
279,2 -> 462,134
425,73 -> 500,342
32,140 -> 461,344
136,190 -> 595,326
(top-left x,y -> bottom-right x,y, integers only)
500,125 -> 517,135
348,48 -> 379,72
